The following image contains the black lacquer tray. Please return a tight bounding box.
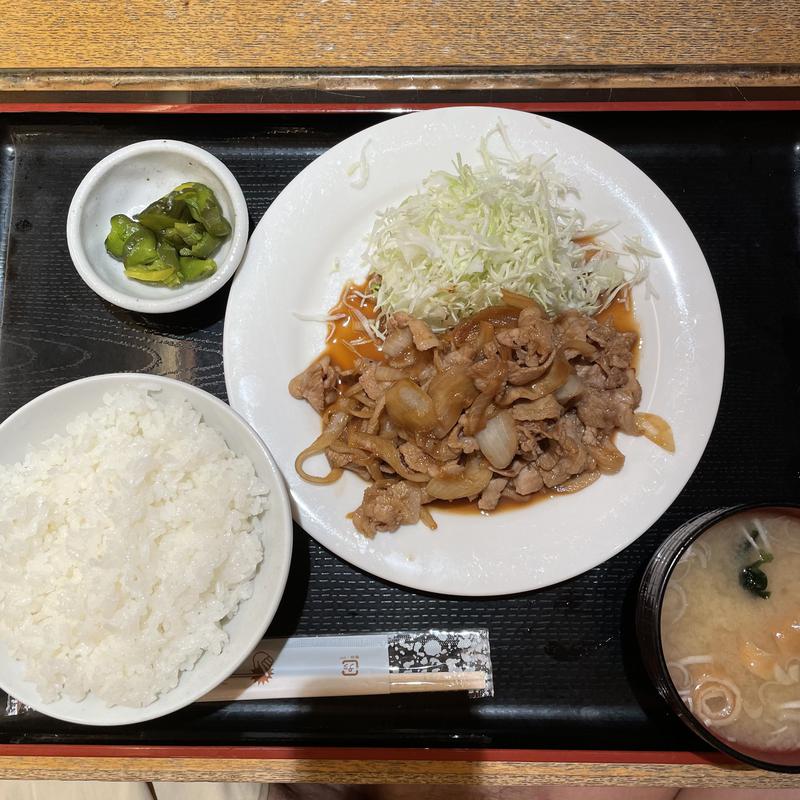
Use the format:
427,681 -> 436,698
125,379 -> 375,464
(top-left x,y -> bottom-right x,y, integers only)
0,111 -> 798,750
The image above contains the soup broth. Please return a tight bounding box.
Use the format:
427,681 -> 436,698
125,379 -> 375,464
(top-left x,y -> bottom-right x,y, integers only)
661,510 -> 800,754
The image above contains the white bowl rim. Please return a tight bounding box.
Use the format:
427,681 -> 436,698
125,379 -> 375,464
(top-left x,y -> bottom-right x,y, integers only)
66,140 -> 249,314
0,372 -> 293,725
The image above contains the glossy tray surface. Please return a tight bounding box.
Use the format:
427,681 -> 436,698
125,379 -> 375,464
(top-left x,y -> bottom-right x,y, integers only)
0,112 -> 797,748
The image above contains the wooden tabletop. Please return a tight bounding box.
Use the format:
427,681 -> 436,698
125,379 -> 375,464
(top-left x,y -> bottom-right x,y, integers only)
1,0 -> 799,92
0,747 -> 798,787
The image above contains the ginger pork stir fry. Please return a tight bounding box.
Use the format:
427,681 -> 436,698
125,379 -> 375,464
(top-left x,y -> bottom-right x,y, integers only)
289,290 -> 673,537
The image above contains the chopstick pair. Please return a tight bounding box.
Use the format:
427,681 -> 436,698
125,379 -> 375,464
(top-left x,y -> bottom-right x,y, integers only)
200,630 -> 493,702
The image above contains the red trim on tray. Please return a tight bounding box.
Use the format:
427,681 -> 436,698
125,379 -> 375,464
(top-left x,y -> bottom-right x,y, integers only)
0,744 -> 736,766
2,101 -> 800,114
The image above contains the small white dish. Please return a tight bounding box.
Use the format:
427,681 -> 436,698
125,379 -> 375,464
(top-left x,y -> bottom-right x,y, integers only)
0,373 -> 293,725
67,140 -> 249,314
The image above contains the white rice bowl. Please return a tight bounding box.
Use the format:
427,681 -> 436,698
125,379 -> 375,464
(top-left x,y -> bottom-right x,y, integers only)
0,374 -> 292,726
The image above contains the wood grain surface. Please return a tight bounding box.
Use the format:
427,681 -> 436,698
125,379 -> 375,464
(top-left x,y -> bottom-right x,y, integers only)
0,756 -> 797,787
4,67 -> 800,95
0,1 -> 798,73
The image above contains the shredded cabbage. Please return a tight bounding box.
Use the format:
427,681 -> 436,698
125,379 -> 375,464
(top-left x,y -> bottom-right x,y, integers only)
346,140 -> 372,189
364,123 -> 650,329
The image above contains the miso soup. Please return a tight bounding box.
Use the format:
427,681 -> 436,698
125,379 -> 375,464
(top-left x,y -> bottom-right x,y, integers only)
661,510 -> 800,756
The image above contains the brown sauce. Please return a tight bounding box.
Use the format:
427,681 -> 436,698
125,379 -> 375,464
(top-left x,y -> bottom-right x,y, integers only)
322,279 -> 383,371
321,279 -> 640,516
430,485 -> 556,516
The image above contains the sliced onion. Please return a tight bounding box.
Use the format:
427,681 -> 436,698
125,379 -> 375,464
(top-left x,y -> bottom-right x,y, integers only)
365,457 -> 384,483
634,412 -> 675,452
382,327 -> 413,356
552,470 -> 600,494
366,394 -> 386,434
375,365 -> 408,381
347,430 -> 429,482
426,457 -> 493,501
475,321 -> 496,350
428,367 -> 479,437
525,354 -> 570,401
452,320 -> 497,354
332,445 -> 378,478
343,382 -> 367,398
384,379 -> 436,432
387,348 -> 418,370
501,289 -> 545,315
452,306 -> 519,345
418,506 -> 438,530
554,372 -> 584,405
463,357 -> 506,437
295,411 -> 349,484
338,398 -> 373,419
587,439 -> 625,474
475,411 -> 517,469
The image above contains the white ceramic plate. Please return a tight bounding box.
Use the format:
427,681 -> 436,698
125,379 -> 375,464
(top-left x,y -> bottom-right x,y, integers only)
0,374 -> 293,725
223,106 -> 724,596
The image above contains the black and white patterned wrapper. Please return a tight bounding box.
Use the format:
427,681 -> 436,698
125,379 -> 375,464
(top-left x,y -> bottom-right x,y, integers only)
388,629 -> 494,698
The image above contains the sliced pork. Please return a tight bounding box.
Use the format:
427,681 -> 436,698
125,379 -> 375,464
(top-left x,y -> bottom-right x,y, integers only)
291,292 -> 672,536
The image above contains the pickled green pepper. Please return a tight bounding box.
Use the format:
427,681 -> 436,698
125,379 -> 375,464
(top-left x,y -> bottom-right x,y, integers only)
173,182 -> 232,238
178,256 -> 217,282
122,228 -> 158,268
135,192 -> 188,232
105,215 -> 143,259
104,182 -> 232,288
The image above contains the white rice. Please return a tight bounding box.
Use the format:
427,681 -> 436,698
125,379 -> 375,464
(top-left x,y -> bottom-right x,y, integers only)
0,387 -> 267,708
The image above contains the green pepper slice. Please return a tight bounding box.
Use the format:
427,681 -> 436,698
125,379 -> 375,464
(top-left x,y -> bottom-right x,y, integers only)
105,214 -> 143,259
135,192 -> 189,232
124,265 -> 180,283
159,227 -> 187,249
122,228 -> 158,268
156,240 -> 178,267
124,242 -> 182,286
173,182 -> 232,238
173,221 -> 205,247
178,256 -> 217,282
180,230 -> 221,258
